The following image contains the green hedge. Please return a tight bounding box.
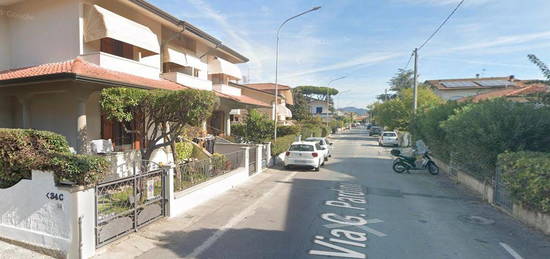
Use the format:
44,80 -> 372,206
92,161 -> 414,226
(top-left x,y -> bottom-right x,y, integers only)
0,129 -> 108,187
271,134 -> 297,156
277,125 -> 301,137
175,141 -> 194,161
441,99 -> 550,179
499,151 -> 550,213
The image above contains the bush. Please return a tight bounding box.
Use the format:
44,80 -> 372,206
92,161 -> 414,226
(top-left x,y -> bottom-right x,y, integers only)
410,101 -> 466,162
301,124 -> 322,138
175,141 -> 194,161
277,125 -> 301,137
0,129 -> 108,186
272,134 -> 297,156
499,151 -> 550,213
231,109 -> 274,143
442,99 -> 550,179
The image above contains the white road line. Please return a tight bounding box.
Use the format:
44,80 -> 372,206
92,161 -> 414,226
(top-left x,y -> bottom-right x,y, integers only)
499,242 -> 524,259
184,172 -> 297,259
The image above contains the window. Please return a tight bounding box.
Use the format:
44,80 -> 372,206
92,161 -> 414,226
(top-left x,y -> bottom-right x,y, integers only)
289,144 -> 314,152
101,38 -> 134,60
383,133 -> 397,137
316,107 -> 323,114
101,116 -> 141,152
194,68 -> 200,78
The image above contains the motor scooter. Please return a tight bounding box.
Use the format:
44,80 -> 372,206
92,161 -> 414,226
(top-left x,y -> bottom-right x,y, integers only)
391,149 -> 439,175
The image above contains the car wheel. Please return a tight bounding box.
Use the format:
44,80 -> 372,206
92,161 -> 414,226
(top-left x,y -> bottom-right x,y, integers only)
324,157 -> 328,162
284,165 -> 290,170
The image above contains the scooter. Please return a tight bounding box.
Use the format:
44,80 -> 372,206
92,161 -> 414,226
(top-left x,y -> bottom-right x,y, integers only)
390,149 -> 439,175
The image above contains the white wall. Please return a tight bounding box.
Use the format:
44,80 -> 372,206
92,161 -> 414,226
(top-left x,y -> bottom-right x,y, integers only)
86,91 -> 101,141
0,13 -> 11,70
0,170 -> 95,258
7,0 -> 80,69
309,101 -> 329,114
434,88 -> 495,100
30,92 -> 79,148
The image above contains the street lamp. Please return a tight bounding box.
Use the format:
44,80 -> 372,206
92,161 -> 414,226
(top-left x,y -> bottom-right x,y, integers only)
326,76 -> 347,127
274,6 -> 321,141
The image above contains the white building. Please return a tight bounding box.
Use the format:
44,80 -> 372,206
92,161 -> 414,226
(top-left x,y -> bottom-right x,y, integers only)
0,0 -> 269,155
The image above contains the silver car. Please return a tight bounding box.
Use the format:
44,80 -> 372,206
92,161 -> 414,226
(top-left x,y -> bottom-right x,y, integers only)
379,131 -> 399,147
305,137 -> 332,160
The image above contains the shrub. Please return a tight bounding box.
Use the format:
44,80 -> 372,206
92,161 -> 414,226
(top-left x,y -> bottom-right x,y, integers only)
277,125 -> 301,136
498,151 -> 550,213
0,129 -> 108,186
301,124 -> 322,138
410,101 -> 466,162
231,110 -> 274,143
272,134 -> 297,156
175,141 -> 194,161
442,99 -> 550,179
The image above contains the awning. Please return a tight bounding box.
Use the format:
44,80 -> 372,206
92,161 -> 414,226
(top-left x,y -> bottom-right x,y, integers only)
276,103 -> 292,118
208,57 -> 242,80
163,47 -> 207,71
83,4 -> 160,54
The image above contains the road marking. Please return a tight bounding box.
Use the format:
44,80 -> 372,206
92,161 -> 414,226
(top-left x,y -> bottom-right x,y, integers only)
184,172 -> 297,259
499,242 -> 524,259
324,217 -> 388,237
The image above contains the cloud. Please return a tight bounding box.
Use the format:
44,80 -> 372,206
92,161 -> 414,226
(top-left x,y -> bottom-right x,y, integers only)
397,0 -> 495,6
283,52 -> 405,78
186,0 -> 264,74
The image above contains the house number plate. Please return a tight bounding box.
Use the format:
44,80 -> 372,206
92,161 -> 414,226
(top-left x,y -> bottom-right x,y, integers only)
46,192 -> 64,201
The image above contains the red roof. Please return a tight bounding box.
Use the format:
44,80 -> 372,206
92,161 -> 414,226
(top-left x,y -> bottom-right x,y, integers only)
214,91 -> 270,107
0,58 -> 186,90
245,83 -> 291,91
460,84 -> 548,102
426,77 -> 518,90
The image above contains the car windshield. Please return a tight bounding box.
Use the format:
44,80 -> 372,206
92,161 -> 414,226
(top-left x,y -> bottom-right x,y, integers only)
289,144 -> 314,151
383,133 -> 396,137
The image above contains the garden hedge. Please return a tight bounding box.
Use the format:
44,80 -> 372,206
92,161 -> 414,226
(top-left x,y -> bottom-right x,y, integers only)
271,134 -> 297,156
498,151 -> 550,213
0,129 -> 108,187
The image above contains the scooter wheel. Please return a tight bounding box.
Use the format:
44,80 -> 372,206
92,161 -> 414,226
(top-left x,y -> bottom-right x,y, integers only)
428,162 -> 439,175
393,162 -> 407,174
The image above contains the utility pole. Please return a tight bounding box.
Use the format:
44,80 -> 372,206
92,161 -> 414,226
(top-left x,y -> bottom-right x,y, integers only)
413,48 -> 418,114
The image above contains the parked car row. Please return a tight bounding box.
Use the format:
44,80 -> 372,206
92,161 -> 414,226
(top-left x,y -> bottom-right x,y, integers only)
284,137 -> 332,171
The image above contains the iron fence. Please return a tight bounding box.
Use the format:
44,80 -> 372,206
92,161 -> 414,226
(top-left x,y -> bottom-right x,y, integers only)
249,147 -> 257,175
174,150 -> 244,192
95,166 -> 166,247
494,165 -> 513,212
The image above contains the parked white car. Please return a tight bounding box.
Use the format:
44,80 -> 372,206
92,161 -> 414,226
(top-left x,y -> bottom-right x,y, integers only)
305,137 -> 332,160
284,141 -> 323,171
379,131 -> 399,147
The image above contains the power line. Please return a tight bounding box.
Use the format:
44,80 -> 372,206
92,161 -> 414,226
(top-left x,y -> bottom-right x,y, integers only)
417,0 -> 465,51
404,52 -> 414,70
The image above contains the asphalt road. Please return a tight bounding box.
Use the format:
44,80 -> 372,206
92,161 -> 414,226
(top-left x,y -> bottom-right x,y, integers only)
99,128 -> 550,259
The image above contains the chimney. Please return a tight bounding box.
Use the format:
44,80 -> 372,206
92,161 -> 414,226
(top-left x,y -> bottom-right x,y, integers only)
476,74 -> 480,79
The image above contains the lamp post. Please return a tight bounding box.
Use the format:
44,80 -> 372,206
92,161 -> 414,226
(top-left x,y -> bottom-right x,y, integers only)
326,76 -> 347,127
274,6 -> 321,141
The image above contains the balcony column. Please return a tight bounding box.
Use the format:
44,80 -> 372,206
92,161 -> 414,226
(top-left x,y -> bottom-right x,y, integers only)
15,95 -> 32,128
224,109 -> 231,136
76,97 -> 88,154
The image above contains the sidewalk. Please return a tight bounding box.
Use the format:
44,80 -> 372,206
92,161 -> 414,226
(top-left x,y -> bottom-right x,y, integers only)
0,239 -> 54,259
93,168 -> 293,259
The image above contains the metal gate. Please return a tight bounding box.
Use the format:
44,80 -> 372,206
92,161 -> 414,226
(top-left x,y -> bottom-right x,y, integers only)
494,166 -> 513,212
95,168 -> 166,247
249,147 -> 257,175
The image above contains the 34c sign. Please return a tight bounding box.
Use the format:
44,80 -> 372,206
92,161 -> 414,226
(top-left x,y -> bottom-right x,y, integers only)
46,192 -> 64,201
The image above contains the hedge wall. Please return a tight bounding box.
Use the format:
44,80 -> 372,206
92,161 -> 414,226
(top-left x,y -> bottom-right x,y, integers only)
0,129 -> 108,187
499,151 -> 550,213
271,134 -> 297,156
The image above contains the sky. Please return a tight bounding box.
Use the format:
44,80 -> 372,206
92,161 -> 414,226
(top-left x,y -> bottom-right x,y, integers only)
150,0 -> 550,108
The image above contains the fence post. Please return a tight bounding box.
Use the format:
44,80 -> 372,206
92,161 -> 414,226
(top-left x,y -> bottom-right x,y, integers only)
266,142 -> 272,167
256,144 -> 262,174
242,147 -> 250,173
165,166 -> 175,218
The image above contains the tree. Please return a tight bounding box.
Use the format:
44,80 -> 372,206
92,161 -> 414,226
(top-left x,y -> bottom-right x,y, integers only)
388,69 -> 414,93
528,54 -> 550,81
288,88 -> 312,121
231,109 -> 274,143
371,87 -> 443,130
100,88 -> 217,161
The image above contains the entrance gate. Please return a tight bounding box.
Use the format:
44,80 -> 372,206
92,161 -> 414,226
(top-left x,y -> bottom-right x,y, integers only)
494,166 -> 513,212
95,168 -> 166,247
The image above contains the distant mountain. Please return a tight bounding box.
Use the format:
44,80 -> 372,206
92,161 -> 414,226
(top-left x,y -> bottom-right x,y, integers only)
337,107 -> 368,115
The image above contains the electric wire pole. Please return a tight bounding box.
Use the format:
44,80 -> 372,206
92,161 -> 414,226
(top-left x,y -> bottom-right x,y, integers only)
413,48 -> 418,114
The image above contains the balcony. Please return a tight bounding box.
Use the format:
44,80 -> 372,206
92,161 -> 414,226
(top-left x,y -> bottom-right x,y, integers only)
213,84 -> 242,96
80,52 -> 160,80
161,72 -> 213,91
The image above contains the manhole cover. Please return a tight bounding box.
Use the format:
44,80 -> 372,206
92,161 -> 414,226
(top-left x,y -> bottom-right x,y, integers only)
458,215 -> 495,225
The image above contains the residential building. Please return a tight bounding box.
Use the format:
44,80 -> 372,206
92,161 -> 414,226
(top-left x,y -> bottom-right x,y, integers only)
236,83 -> 294,123
426,76 -> 520,101
0,0 -> 269,159
308,98 -> 331,118
459,83 -> 548,103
